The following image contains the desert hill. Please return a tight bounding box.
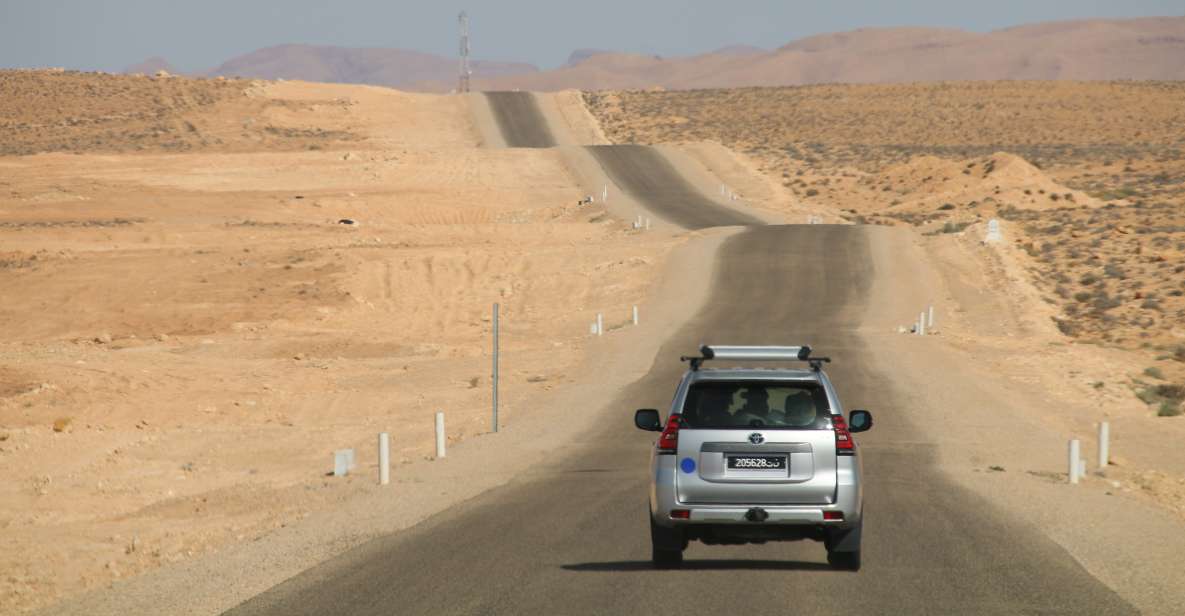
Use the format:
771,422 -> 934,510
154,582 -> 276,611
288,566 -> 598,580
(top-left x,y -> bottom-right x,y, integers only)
474,16 -> 1185,91
207,44 -> 538,89
122,56 -> 175,75
119,16 -> 1184,92
180,44 -> 538,90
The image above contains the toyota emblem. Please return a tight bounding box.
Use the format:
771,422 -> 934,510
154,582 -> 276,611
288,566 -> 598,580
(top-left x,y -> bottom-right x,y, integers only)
748,432 -> 764,445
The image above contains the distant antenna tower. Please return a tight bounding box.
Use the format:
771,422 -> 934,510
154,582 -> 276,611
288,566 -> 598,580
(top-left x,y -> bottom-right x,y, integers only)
458,11 -> 472,93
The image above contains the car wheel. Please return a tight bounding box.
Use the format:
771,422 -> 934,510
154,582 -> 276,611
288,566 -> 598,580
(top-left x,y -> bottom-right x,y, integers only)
652,545 -> 683,568
649,515 -> 684,569
824,517 -> 862,571
826,549 -> 860,571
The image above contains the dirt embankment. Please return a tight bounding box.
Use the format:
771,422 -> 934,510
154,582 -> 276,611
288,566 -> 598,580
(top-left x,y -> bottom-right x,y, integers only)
0,73 -> 676,613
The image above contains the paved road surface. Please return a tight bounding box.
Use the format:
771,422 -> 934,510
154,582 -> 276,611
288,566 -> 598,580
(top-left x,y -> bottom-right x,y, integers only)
585,144 -> 764,229
483,92 -> 762,229
483,92 -> 557,148
225,94 -> 1135,615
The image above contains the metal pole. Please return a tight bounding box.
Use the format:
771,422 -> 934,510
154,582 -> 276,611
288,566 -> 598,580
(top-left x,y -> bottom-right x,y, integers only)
435,412 -> 446,459
1098,422 -> 1109,470
457,12 -> 471,93
1068,439 -> 1080,484
378,432 -> 390,485
492,303 -> 499,433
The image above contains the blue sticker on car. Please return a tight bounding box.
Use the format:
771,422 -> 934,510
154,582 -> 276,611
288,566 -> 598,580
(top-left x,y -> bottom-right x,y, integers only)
680,457 -> 696,473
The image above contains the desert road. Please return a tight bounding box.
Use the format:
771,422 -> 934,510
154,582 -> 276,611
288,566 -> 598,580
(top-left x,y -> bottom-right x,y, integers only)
225,93 -> 1135,615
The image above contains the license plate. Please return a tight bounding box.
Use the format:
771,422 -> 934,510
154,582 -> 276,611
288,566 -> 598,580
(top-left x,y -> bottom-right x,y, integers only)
727,455 -> 786,470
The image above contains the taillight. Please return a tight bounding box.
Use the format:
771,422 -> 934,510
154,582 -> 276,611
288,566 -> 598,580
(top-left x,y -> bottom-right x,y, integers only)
656,414 -> 681,454
823,511 -> 844,521
833,414 -> 855,455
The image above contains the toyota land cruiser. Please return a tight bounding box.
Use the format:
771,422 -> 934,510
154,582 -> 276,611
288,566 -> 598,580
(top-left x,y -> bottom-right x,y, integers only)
634,345 -> 873,570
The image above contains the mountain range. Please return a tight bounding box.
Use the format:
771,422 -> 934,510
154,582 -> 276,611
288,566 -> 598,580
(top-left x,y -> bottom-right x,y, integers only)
123,16 -> 1185,90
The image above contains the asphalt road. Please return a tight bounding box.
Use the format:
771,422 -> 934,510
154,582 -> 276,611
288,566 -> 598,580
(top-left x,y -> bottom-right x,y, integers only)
483,92 -> 557,148
585,144 -> 765,229
225,94 -> 1135,615
483,92 -> 762,229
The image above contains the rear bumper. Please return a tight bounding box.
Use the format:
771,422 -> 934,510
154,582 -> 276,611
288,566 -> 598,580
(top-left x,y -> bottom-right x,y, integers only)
650,451 -> 863,529
676,506 -> 852,525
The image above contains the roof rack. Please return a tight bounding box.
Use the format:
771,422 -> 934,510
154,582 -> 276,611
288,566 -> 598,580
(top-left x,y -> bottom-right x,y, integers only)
680,345 -> 831,372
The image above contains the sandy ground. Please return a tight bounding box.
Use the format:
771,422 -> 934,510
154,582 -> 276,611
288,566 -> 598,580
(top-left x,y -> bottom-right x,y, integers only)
0,76 -> 681,613
9,73 -> 1185,614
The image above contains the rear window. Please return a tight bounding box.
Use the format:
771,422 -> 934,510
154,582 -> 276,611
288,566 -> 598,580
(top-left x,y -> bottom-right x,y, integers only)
680,381 -> 831,429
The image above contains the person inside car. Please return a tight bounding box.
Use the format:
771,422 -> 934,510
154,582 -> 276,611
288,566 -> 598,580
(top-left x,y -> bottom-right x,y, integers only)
783,391 -> 818,427
736,387 -> 772,426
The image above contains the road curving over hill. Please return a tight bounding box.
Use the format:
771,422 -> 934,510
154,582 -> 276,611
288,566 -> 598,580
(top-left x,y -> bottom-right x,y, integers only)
226,92 -> 1135,615
483,91 -> 762,229
585,144 -> 764,229
483,91 -> 558,148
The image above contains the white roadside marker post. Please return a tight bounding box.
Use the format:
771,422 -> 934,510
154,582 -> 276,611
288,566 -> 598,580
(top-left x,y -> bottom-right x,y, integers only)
918,311 -> 926,336
435,412 -> 446,459
928,305 -> 935,329
333,450 -> 350,477
1098,421 -> 1110,470
492,303 -> 499,433
632,305 -> 639,326
986,218 -> 1002,243
1068,439 -> 1081,484
378,432 -> 390,485
602,184 -> 608,202
645,218 -> 651,230
596,313 -> 604,336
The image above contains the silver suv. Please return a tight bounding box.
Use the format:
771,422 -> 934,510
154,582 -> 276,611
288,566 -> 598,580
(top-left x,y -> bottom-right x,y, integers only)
634,345 -> 873,570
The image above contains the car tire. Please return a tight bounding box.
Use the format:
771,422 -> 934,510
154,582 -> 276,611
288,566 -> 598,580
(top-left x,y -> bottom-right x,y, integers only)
826,548 -> 861,571
825,520 -> 862,571
649,515 -> 685,569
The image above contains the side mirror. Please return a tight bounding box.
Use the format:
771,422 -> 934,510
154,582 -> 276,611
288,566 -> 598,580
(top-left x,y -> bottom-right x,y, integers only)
849,410 -> 873,433
634,409 -> 662,431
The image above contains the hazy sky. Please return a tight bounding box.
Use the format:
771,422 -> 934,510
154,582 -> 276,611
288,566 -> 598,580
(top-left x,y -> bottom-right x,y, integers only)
2,0 -> 1181,72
